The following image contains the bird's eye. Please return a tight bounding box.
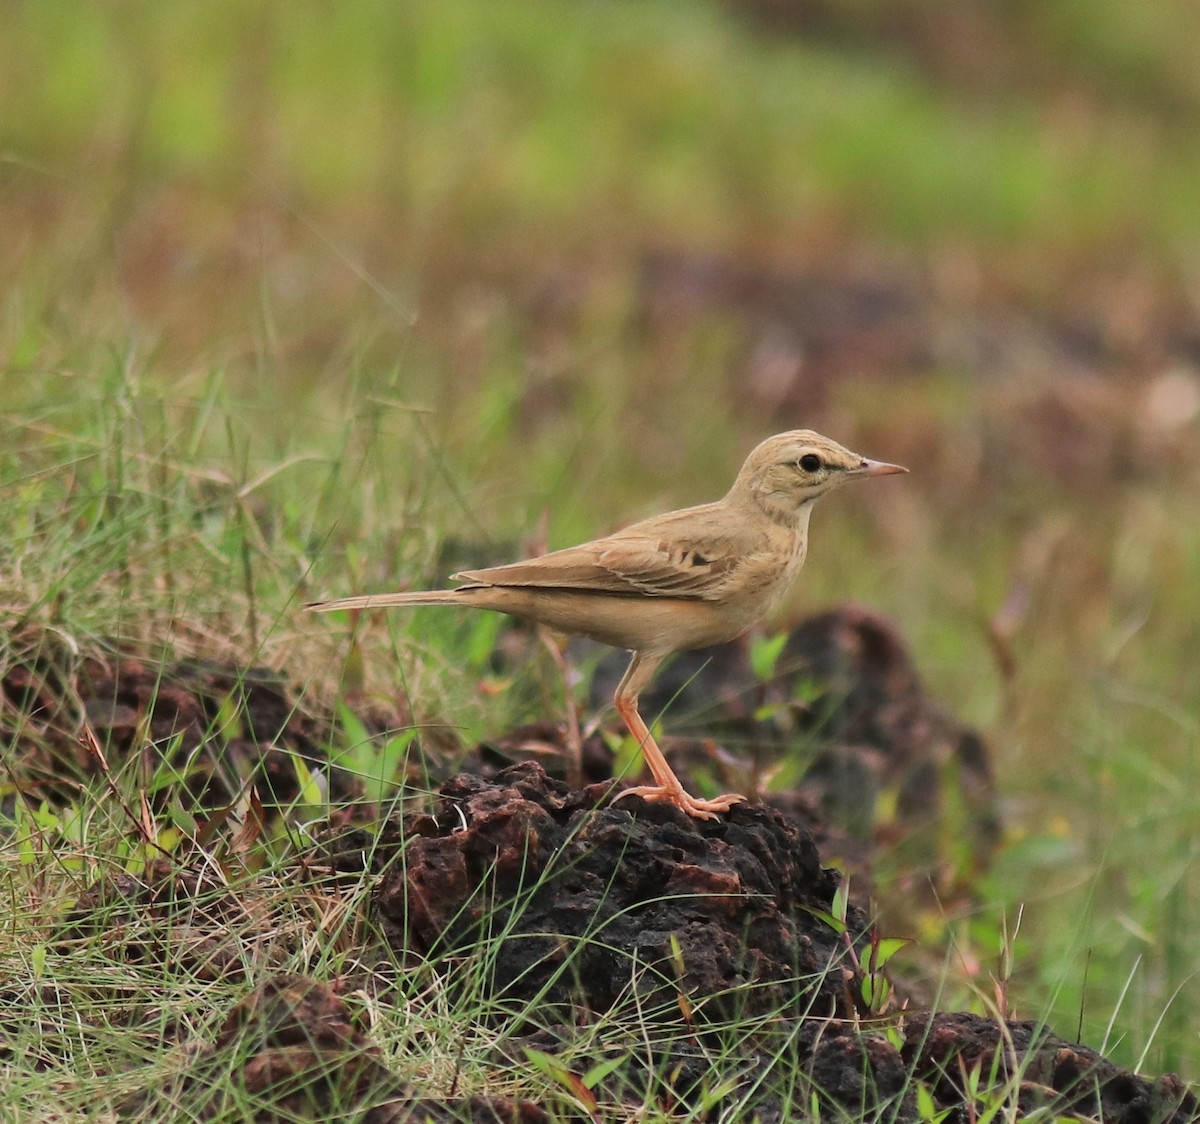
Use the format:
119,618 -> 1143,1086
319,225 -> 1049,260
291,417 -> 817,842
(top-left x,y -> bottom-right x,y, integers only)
798,454 -> 822,473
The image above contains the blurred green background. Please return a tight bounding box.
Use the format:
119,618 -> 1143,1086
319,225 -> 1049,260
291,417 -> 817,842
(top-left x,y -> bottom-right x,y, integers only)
4,0 -> 1200,1075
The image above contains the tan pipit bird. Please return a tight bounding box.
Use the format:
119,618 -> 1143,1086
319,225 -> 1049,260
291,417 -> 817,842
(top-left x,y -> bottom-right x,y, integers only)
307,431 -> 906,819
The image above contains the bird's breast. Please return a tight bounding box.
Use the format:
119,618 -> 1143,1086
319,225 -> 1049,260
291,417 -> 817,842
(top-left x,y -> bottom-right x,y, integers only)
763,528 -> 808,613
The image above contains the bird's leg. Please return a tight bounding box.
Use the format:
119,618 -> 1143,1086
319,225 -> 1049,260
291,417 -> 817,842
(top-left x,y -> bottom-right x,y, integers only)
610,652 -> 745,821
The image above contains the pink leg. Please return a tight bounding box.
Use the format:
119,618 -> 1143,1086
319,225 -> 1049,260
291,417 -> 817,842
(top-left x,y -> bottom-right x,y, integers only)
609,653 -> 745,821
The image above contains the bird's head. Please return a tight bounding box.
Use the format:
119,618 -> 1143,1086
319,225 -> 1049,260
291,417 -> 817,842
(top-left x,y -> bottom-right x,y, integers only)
731,430 -> 907,520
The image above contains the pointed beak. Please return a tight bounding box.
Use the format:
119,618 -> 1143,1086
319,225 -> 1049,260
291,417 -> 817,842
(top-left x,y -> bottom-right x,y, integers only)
849,457 -> 908,478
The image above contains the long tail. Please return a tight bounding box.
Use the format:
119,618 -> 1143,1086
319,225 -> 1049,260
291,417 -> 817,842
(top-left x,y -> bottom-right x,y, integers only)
305,588 -> 468,613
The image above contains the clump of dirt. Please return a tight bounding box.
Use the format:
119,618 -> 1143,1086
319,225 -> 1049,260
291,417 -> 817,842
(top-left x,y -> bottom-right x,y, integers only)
376,761 -> 869,1022
1,650 -> 352,809
359,764 -> 1198,1122
905,1012 -> 1200,1124
778,605 -> 999,881
122,973 -> 547,1123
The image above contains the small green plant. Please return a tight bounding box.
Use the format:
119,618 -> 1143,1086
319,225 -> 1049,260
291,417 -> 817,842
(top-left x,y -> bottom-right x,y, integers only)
802,876 -> 912,1015
332,703 -> 420,809
749,630 -> 788,683
915,1081 -> 953,1124
523,1046 -> 629,1120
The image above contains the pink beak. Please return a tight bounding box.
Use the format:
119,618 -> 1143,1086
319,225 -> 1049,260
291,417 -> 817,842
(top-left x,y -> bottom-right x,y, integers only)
850,457 -> 908,477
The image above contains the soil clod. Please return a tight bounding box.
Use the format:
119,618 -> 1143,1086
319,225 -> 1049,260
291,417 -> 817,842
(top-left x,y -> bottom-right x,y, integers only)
378,760 -> 871,1021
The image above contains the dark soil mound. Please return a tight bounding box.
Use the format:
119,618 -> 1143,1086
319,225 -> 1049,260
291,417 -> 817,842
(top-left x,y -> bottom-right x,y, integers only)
3,651 -> 346,808
906,1012 -> 1199,1124
365,764 -> 1198,1123
377,761 -> 869,1022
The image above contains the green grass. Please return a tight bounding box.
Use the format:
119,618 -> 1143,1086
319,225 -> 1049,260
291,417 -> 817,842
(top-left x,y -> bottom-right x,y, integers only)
3,0 -> 1200,1113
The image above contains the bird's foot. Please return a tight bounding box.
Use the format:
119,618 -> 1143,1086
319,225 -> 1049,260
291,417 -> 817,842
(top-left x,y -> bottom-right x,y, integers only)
615,782 -> 746,821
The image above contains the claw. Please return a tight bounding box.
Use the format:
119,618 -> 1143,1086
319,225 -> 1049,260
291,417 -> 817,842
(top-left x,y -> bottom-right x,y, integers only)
615,783 -> 746,820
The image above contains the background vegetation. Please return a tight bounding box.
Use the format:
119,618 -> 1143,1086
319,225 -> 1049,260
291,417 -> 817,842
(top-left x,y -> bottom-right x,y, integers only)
3,0 -> 1199,1113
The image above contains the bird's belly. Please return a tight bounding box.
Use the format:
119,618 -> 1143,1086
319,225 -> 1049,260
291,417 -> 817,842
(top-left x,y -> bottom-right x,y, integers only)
459,587 -> 745,655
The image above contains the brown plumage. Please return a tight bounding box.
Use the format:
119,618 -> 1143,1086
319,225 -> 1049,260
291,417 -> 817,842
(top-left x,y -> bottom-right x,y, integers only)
307,430 -> 906,819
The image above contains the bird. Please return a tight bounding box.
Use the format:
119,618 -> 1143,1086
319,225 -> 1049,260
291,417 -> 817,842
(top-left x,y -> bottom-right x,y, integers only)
307,430 -> 906,819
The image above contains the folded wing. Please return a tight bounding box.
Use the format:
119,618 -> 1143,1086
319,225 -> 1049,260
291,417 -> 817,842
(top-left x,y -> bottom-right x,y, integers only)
455,504 -> 766,601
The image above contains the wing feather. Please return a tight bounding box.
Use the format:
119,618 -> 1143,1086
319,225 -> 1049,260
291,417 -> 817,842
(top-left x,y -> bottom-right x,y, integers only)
454,502 -> 771,601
